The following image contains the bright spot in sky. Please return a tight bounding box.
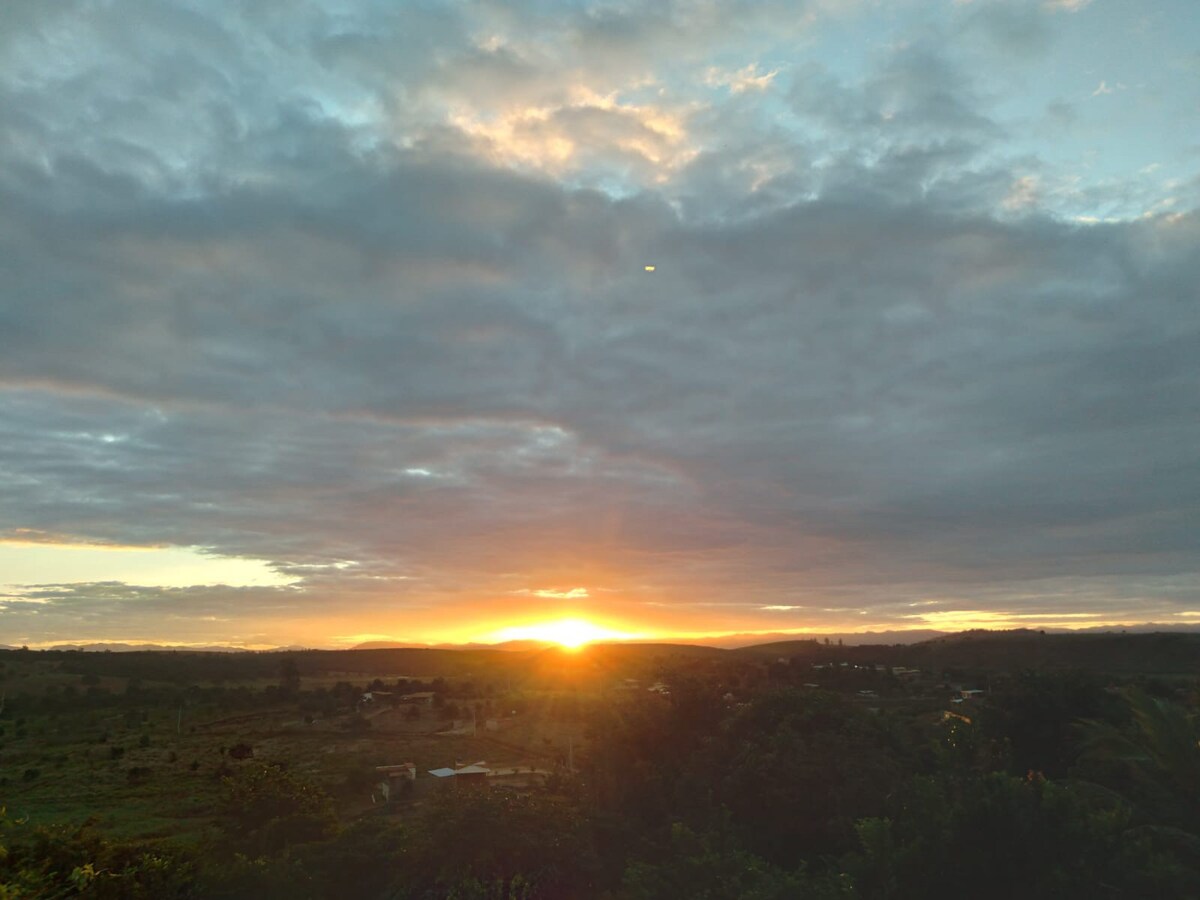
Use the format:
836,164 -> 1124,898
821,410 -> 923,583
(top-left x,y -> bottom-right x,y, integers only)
488,617 -> 640,650
0,541 -> 294,588
644,265 -> 655,272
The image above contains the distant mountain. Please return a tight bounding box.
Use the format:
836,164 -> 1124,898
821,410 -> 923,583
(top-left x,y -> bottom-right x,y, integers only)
351,639 -> 552,651
437,640 -> 556,651
36,642 -> 311,653
16,624 -> 1199,656
1053,623 -> 1200,635
920,624 -> 1200,645
902,629 -> 1200,673
701,629 -> 948,649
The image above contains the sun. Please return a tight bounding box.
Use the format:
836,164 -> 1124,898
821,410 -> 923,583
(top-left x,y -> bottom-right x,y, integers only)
489,617 -> 636,650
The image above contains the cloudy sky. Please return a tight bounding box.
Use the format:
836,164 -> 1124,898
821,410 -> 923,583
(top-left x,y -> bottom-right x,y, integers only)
1,0 -> 1198,648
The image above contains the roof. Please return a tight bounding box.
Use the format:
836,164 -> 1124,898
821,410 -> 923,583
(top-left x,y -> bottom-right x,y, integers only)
428,763 -> 492,778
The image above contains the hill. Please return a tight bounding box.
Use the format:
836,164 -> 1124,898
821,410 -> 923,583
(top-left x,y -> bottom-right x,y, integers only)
729,629 -> 1200,675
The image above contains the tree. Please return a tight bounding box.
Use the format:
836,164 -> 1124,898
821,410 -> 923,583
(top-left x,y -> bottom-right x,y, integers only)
623,822 -> 851,900
978,670 -> 1112,778
1076,688 -> 1200,833
395,789 -> 598,898
278,656 -> 300,696
219,762 -> 336,855
715,690 -> 902,863
845,773 -> 1200,899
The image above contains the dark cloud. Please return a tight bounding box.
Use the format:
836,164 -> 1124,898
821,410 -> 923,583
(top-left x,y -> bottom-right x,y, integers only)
0,0 -> 1196,644
957,2 -> 1057,60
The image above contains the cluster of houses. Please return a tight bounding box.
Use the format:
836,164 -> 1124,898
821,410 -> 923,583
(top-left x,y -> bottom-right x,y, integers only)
617,678 -> 671,696
360,690 -> 437,706
375,760 -> 494,802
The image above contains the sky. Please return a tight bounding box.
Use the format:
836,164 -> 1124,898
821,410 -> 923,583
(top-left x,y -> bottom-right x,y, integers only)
1,0 -> 1198,649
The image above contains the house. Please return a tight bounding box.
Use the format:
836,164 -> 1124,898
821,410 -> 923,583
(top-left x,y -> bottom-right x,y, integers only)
376,763 -> 416,801
452,764 -> 491,786
428,761 -> 491,789
960,689 -> 985,700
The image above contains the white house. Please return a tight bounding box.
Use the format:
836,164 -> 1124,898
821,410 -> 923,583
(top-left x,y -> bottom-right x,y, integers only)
376,762 -> 416,801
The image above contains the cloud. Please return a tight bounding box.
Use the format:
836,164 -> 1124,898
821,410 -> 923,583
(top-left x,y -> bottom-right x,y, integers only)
0,1 -> 1197,644
705,64 -> 780,94
522,587 -> 591,600
956,4 -> 1056,60
450,86 -> 698,183
1002,175 -> 1040,210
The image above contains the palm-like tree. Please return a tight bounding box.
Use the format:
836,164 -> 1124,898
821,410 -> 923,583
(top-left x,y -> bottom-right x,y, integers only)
1077,688 -> 1200,833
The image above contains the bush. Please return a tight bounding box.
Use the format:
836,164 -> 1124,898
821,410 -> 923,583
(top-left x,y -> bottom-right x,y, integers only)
219,761 -> 336,854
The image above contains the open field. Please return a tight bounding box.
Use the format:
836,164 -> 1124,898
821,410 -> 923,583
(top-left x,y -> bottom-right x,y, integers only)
0,652 -> 591,841
3,635 -> 1200,898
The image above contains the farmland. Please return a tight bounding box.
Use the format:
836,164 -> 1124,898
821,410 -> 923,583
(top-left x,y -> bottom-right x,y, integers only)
2,634 -> 1199,898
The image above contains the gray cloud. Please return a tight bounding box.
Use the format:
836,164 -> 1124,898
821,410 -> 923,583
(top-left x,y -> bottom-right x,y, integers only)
0,0 -> 1197,644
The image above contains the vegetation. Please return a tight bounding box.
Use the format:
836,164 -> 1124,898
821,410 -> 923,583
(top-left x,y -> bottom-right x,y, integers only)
1,634 -> 1198,897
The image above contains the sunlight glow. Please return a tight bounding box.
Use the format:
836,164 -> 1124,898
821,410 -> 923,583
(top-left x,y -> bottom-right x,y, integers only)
0,540 -> 294,588
487,617 -> 641,650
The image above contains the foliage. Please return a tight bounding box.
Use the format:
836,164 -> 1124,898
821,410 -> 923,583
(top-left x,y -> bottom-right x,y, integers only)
219,761 -> 337,855
714,689 -> 903,863
3,644 -> 1199,899
977,670 -> 1115,778
622,822 -> 852,900
0,809 -> 194,899
1076,687 -> 1200,832
279,656 -> 301,695
394,788 -> 599,899
844,772 -> 1200,899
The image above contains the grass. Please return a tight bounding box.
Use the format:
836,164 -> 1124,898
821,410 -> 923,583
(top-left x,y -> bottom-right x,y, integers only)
0,678 -> 593,843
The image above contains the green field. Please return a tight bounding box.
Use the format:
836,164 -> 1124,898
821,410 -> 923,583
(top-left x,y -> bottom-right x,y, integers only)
0,654 -> 587,842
